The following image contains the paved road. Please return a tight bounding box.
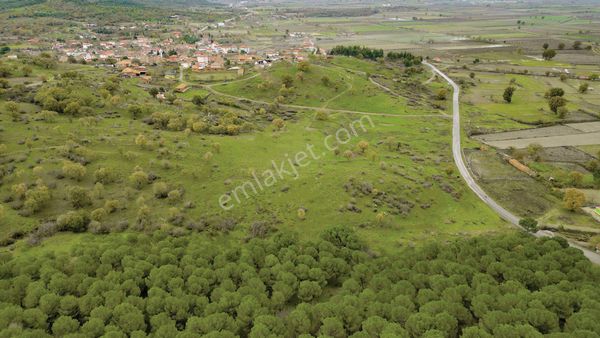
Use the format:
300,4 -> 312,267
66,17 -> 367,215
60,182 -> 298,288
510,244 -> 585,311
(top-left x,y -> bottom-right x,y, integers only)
424,61 -> 600,265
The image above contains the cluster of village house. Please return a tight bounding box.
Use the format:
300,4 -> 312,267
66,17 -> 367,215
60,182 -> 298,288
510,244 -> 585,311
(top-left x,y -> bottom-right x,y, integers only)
51,29 -> 320,79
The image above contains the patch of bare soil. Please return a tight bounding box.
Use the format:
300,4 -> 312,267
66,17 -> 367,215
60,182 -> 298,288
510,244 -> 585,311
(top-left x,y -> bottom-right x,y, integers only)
537,146 -> 596,164
465,149 -> 556,217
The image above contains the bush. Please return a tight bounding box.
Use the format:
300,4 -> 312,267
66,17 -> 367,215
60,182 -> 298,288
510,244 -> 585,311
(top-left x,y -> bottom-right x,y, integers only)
23,185 -> 51,214
436,88 -> 448,100
563,188 -> 585,211
56,211 -> 90,232
67,186 -> 91,208
519,217 -> 538,232
90,208 -> 107,221
93,167 -> 118,184
104,199 -> 121,213
167,189 -> 182,203
129,170 -> 149,189
62,161 -> 86,181
153,182 -> 170,199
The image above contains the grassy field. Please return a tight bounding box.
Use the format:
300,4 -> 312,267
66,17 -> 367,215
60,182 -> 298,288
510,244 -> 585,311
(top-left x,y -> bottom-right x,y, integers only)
0,57 -> 511,252
212,60 -> 439,116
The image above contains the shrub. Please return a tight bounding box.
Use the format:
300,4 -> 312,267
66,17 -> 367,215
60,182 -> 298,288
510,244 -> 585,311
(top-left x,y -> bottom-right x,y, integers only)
191,121 -> 208,133
57,211 -> 89,232
436,88 -> 448,100
315,111 -> 328,121
167,190 -> 182,203
67,186 -> 92,208
94,167 -> 118,184
357,140 -> 369,154
519,217 -> 538,232
272,118 -> 285,130
563,188 -> 585,211
135,134 -> 149,148
11,183 -> 28,200
104,199 -> 120,213
129,170 -> 149,189
24,185 -> 51,213
297,208 -> 306,220
90,208 -> 107,221
557,106 -> 568,118
153,182 -> 170,199
62,161 -> 86,181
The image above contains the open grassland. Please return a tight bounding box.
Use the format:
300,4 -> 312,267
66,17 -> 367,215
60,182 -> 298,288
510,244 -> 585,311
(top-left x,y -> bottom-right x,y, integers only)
212,60 -> 439,116
0,57 -> 510,251
0,104 -> 508,250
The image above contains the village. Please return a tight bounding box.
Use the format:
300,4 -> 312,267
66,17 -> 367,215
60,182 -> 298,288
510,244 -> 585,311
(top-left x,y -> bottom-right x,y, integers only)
46,20 -> 321,83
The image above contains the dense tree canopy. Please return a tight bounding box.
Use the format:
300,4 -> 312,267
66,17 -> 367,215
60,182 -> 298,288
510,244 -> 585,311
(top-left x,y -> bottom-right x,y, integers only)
328,46 -> 384,60
0,229 -> 599,337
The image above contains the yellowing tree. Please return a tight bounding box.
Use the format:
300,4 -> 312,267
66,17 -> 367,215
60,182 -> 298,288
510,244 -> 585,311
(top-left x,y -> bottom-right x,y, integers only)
357,140 -> 369,154
272,118 -> 285,130
135,134 -> 148,148
563,188 -> 585,211
297,208 -> 306,220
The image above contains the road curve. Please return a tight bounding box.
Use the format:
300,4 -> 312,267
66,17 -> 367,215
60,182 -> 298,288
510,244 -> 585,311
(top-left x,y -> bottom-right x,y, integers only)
424,61 -> 600,265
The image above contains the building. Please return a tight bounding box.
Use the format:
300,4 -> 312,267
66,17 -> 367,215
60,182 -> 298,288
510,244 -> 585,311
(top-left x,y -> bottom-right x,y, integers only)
175,83 -> 189,93
121,67 -> 141,77
209,55 -> 225,70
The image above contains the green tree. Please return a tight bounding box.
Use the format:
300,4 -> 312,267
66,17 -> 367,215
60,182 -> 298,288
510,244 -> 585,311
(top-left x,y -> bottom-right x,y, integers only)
545,87 -> 564,98
111,303 -> 146,334
67,186 -> 91,208
436,88 -> 448,100
51,316 -> 79,336
519,217 -> 538,232
192,95 -> 206,106
298,281 -> 322,302
319,317 -> 345,338
56,211 -> 89,232
548,96 -> 566,113
503,86 -> 515,103
542,49 -> 556,60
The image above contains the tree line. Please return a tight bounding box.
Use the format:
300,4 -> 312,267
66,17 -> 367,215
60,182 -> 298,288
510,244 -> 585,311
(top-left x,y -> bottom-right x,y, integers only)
328,46 -> 422,66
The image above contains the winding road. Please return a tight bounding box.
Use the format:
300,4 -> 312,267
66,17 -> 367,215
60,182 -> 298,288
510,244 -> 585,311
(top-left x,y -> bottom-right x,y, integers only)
424,61 -> 600,265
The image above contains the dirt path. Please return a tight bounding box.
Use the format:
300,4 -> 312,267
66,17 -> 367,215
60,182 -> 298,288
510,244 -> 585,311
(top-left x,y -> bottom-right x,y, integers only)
204,73 -> 449,119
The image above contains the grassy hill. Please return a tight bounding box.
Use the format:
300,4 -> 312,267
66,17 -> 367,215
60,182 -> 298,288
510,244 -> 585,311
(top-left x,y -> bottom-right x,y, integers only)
0,56 -> 507,250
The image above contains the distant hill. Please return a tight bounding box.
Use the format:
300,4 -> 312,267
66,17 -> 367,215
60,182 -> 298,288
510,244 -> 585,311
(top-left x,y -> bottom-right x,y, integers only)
0,0 -> 45,10
0,0 -> 216,11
